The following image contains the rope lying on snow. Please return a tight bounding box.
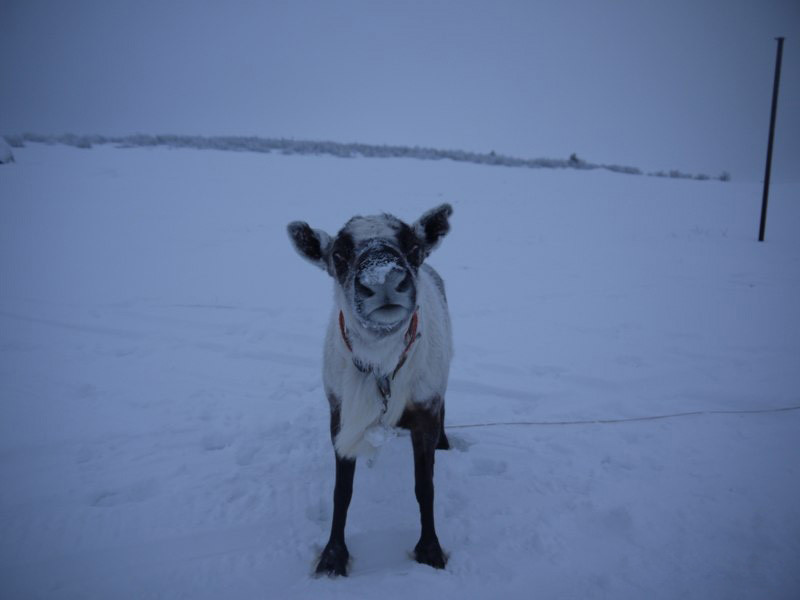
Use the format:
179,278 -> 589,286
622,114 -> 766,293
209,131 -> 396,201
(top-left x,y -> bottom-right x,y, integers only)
448,404 -> 800,429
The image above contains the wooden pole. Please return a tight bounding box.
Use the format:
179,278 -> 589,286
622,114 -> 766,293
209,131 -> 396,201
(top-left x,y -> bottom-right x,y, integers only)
759,37 -> 785,242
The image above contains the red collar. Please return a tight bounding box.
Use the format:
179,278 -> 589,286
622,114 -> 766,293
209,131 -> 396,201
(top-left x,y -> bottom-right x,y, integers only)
339,309 -> 419,379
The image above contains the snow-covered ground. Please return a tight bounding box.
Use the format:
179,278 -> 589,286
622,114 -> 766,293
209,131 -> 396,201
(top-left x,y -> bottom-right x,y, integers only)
1,143 -> 798,599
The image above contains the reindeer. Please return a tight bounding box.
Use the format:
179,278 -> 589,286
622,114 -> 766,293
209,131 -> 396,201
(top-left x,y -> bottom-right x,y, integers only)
287,204 -> 454,576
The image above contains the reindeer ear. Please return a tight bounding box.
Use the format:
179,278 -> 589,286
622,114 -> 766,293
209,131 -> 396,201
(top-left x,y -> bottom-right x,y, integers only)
412,203 -> 453,258
287,221 -> 332,271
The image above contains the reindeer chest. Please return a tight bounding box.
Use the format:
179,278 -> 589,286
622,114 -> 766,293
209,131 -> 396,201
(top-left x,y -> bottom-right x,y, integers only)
341,310 -> 418,397
347,361 -> 411,417
324,312 -> 422,458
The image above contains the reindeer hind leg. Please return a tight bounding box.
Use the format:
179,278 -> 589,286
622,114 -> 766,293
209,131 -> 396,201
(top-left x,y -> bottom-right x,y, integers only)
436,403 -> 450,450
409,408 -> 447,569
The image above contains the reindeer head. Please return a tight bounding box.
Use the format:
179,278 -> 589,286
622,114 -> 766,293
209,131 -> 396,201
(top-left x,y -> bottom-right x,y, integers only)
287,204 -> 453,335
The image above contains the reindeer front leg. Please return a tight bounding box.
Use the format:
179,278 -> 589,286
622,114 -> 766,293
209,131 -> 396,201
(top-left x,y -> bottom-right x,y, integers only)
316,406 -> 356,576
408,407 -> 447,569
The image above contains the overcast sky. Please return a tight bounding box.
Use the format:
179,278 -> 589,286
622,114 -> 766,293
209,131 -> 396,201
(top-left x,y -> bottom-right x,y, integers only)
1,0 -> 797,181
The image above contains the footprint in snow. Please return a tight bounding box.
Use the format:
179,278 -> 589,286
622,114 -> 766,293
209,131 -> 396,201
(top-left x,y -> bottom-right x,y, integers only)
616,355 -> 645,368
469,458 -> 508,477
202,431 -> 236,451
89,479 -> 159,507
235,439 -> 263,466
75,382 -> 97,399
444,434 -> 473,452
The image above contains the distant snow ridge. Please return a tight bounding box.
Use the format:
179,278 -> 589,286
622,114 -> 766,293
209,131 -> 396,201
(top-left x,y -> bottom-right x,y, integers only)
0,137 -> 14,164
3,133 -> 728,181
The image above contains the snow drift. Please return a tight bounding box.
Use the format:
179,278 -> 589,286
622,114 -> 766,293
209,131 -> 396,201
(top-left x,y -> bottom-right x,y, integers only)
0,143 -> 798,599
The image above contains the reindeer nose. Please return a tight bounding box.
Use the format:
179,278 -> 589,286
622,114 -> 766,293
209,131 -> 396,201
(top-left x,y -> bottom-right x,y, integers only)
384,268 -> 409,292
358,265 -> 407,298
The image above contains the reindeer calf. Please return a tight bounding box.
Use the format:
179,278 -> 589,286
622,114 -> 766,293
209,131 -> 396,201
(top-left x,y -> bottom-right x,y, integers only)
287,204 -> 454,576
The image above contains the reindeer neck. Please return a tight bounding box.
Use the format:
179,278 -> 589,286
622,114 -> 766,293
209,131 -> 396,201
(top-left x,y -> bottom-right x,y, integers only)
338,308 -> 420,378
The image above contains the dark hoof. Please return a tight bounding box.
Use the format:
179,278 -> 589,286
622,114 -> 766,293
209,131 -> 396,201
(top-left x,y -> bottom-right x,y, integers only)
316,539 -> 350,577
436,433 -> 450,450
414,537 -> 447,569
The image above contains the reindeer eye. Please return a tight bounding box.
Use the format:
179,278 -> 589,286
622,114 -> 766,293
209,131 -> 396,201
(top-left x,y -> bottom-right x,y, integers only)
332,251 -> 350,272
331,251 -> 351,280
407,244 -> 422,266
396,272 -> 412,292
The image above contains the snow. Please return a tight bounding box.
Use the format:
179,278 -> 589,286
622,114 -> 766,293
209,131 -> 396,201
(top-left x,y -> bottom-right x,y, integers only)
1,143 -> 799,599
0,138 -> 13,164
359,257 -> 400,287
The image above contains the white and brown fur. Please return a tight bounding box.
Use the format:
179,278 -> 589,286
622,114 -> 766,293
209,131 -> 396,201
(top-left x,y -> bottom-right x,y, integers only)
287,204 -> 454,576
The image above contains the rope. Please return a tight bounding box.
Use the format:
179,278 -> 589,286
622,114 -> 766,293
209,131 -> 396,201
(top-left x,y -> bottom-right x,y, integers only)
447,404 -> 800,429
